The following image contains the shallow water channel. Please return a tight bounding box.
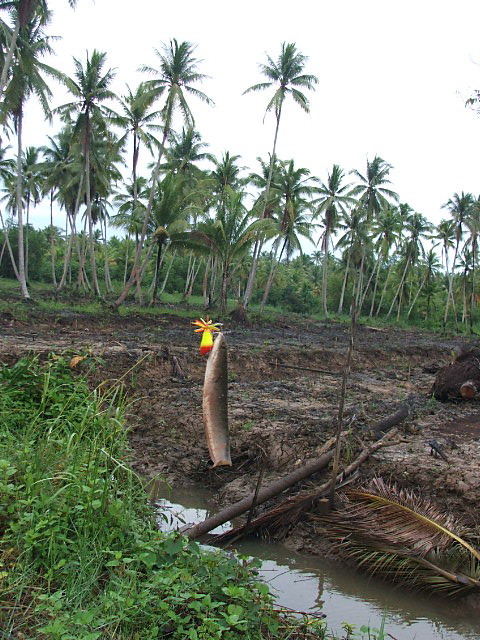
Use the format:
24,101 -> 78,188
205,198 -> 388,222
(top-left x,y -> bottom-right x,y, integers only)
153,485 -> 480,640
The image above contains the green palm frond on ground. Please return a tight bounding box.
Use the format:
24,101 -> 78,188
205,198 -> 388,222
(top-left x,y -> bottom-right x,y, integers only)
317,477 -> 480,596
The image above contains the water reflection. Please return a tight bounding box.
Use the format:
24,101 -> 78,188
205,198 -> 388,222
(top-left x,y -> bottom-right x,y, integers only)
152,484 -> 480,640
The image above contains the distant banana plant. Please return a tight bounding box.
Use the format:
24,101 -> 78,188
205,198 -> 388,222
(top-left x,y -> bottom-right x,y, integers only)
317,478 -> 480,596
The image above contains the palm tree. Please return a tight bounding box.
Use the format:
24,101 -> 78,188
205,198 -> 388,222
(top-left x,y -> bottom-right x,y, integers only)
260,159 -> 317,309
209,150 -> 246,196
149,172 -> 189,304
56,49 -> 117,297
433,218 -> 456,327
350,156 -> 399,309
350,156 -> 399,222
335,207 -> 368,314
370,206 -> 402,316
40,124 -> 85,291
386,211 -> 432,319
0,9 -> 62,298
186,188 -> 271,314
464,200 -> 480,328
21,144 -> 41,279
313,164 -> 354,315
111,176 -> 148,288
407,247 -> 441,318
242,42 -> 318,308
164,127 -> 209,177
442,192 -> 474,328
113,39 -> 213,309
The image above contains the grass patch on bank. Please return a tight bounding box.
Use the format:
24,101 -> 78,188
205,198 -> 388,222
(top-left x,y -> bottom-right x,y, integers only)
0,354 -> 342,639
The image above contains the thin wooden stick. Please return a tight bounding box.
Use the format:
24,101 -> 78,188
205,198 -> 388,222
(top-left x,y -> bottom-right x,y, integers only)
269,362 -> 341,376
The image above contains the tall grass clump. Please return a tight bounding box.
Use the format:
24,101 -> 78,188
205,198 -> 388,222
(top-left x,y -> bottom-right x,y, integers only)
0,355 -> 331,639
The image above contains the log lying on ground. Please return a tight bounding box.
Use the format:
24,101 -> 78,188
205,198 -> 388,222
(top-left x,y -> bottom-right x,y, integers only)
368,397 -> 413,437
183,448 -> 336,540
214,427 -> 400,543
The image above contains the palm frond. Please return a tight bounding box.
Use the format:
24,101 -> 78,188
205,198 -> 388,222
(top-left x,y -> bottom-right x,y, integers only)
319,478 -> 480,595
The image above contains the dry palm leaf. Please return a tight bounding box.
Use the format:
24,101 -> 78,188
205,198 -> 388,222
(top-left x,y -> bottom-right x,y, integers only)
315,477 -> 480,596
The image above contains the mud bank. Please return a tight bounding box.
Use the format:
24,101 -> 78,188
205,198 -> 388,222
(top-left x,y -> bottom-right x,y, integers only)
2,310 -> 480,555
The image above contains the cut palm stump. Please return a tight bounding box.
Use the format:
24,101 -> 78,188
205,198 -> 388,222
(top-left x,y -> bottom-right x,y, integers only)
203,332 -> 231,467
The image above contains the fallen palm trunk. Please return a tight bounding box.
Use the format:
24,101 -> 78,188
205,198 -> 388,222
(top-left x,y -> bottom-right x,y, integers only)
203,332 -> 231,467
214,427 -> 400,543
368,398 -> 413,437
183,447 -> 337,540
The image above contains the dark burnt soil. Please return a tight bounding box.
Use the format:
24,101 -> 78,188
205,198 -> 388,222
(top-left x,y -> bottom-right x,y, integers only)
2,309 -> 480,553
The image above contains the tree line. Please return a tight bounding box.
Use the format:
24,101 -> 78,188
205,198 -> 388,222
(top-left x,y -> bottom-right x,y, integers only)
0,1 -> 479,329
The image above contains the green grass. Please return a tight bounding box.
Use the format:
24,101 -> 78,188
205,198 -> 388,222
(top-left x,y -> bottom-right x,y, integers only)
0,354 -> 345,639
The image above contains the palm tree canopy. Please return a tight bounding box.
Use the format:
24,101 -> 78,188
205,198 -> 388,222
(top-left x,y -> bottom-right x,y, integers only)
350,155 -> 399,221
244,42 -> 318,119
140,39 -> 214,130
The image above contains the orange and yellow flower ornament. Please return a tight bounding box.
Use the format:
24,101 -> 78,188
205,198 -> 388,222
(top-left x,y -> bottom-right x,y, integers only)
192,317 -> 222,355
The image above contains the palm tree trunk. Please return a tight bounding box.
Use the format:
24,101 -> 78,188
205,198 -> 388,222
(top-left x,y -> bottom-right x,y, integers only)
220,263 -> 229,315
84,120 -> 102,298
338,249 -> 351,314
0,18 -> 20,102
376,262 -> 394,316
321,228 -> 330,316
203,255 -> 211,307
103,216 -> 112,293
113,106 -> 172,310
243,107 -> 282,308
188,258 -> 202,298
0,209 -> 19,279
15,109 -> 30,299
77,216 -> 89,291
369,257 -> 382,316
386,254 -> 411,319
160,248 -> 176,295
57,172 -> 84,292
123,233 -> 130,286
261,239 -> 285,311
470,241 -> 477,331
407,270 -> 429,318
49,190 -> 57,286
355,251 -> 365,309
151,240 -> 164,304
444,242 -> 459,330
25,199 -> 30,282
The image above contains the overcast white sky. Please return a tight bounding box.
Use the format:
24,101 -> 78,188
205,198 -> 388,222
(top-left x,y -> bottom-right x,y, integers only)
21,0 -> 480,236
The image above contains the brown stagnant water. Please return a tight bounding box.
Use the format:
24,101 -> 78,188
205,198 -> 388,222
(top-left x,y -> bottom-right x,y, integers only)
153,485 -> 480,640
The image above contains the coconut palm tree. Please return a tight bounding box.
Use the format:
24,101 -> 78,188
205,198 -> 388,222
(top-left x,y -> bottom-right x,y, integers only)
149,172 -> 190,304
350,156 -> 399,222
242,42 -> 318,309
370,205 -> 402,316
20,145 -> 41,279
464,200 -> 480,328
433,218 -> 456,326
0,9 -> 62,298
442,192 -> 475,328
111,176 -> 148,288
386,211 -> 432,319
113,39 -> 213,309
55,49 -> 118,297
260,159 -> 317,309
186,188 -> 272,314
313,164 -> 354,316
407,247 -> 441,318
336,207 -> 368,314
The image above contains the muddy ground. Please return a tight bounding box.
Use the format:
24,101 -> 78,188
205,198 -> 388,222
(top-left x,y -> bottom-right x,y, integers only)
1,308 -> 480,555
